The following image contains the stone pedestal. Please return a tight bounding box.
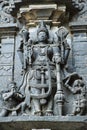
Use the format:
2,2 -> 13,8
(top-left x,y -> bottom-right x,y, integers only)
0,116 -> 87,130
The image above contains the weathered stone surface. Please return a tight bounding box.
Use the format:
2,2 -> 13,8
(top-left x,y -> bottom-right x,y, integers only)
0,0 -> 87,129
0,116 -> 87,130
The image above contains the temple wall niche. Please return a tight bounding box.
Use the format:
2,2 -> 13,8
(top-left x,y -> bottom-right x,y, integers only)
0,1 -> 87,130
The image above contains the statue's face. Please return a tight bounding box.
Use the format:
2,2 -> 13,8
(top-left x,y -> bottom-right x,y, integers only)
73,79 -> 84,88
72,0 -> 85,11
38,31 -> 48,42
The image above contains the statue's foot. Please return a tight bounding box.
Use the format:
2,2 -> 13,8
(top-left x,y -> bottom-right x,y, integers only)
66,114 -> 74,116
22,113 -> 28,116
11,111 -> 17,116
45,110 -> 53,116
34,111 -> 42,116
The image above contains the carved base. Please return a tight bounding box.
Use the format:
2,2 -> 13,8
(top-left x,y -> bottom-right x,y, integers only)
0,116 -> 87,130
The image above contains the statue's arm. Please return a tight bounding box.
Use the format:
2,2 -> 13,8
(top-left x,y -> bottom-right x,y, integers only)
63,40 -> 71,65
52,46 -> 61,64
64,77 -> 75,93
17,40 -> 24,67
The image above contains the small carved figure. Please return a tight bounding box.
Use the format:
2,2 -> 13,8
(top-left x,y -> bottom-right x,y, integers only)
65,76 -> 86,115
18,21 -> 71,116
71,0 -> 87,21
0,82 -> 24,117
0,1 -> 15,23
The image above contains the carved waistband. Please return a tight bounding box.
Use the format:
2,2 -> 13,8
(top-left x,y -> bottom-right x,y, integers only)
32,63 -> 55,70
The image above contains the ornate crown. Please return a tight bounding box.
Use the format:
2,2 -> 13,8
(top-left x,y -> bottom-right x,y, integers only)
37,21 -> 49,36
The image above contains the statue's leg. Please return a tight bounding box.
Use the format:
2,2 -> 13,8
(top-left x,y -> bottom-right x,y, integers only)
0,109 -> 8,117
12,111 -> 17,116
79,102 -> 86,115
79,107 -> 84,115
45,95 -> 53,116
32,98 -> 41,116
71,104 -> 77,115
72,104 -> 80,115
44,72 -> 54,116
31,88 -> 41,116
79,99 -> 86,115
21,102 -> 26,113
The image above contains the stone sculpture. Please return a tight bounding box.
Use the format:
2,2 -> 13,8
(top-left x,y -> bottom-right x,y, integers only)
0,21 -> 86,117
0,1 -> 15,23
0,82 -> 24,117
65,76 -> 86,115
17,21 -> 71,116
71,0 -> 87,21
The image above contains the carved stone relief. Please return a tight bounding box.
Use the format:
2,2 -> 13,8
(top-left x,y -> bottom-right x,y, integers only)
0,20 -> 86,117
71,0 -> 87,22
0,0 -> 86,122
0,1 -> 14,23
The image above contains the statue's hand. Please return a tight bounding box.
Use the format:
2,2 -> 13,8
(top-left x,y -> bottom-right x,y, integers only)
52,55 -> 61,64
2,91 -> 14,101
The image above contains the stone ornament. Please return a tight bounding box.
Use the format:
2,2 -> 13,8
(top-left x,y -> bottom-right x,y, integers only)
71,0 -> 87,21
0,1 -> 15,23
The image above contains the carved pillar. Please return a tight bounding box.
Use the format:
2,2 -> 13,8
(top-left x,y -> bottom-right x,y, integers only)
69,21 -> 87,82
0,23 -> 18,88
0,0 -> 21,89
69,0 -> 87,82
